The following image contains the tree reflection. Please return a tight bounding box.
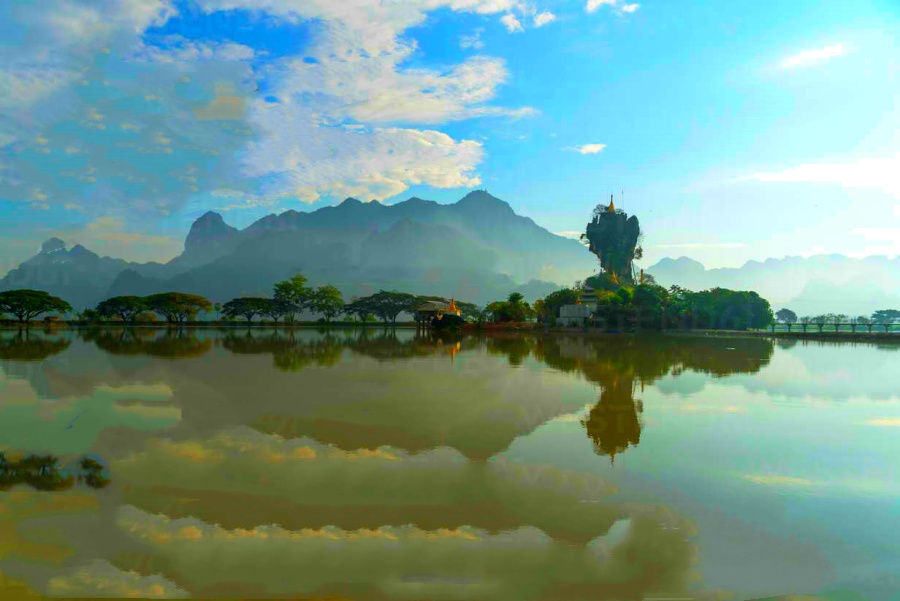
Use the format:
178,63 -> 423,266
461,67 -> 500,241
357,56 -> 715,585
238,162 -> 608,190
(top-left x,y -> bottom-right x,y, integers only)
582,376 -> 643,464
0,330 -> 71,361
221,330 -> 344,371
535,335 -> 774,463
79,328 -> 212,358
0,450 -> 110,491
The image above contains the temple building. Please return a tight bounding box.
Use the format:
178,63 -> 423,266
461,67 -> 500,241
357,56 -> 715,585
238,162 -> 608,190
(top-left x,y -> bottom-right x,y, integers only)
414,298 -> 461,329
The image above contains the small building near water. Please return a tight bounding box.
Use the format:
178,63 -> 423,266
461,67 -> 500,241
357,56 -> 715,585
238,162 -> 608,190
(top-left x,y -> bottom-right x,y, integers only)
558,304 -> 592,327
414,298 -> 461,329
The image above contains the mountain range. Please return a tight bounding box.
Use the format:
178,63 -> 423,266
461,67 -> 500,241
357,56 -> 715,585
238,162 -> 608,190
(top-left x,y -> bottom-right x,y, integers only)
0,191 -> 598,310
646,255 -> 900,317
3,190 -> 897,316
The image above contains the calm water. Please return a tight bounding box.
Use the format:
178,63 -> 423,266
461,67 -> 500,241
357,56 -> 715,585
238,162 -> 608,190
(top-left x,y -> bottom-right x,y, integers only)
0,328 -> 897,600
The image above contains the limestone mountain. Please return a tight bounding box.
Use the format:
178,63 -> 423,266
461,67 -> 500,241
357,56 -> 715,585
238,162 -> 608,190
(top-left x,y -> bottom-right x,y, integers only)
2,191 -> 598,309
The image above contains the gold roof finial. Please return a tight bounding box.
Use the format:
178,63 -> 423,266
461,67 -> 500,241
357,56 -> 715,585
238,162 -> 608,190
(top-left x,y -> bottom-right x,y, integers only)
609,194 -> 615,212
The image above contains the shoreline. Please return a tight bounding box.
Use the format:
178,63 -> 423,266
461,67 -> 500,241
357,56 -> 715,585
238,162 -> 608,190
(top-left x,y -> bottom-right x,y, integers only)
3,322 -> 899,344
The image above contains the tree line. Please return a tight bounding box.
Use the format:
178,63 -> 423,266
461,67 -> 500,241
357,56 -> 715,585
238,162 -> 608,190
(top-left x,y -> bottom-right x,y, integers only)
0,275 -> 481,326
524,281 -> 775,331
774,308 -> 900,332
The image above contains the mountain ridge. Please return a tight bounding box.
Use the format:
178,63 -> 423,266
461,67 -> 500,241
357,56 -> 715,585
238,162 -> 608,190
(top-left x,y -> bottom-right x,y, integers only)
1,191 -> 597,309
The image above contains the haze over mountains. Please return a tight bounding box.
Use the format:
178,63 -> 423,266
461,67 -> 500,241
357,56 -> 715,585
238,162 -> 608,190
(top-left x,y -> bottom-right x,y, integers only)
2,189 -> 897,316
0,191 -> 598,309
646,255 -> 900,317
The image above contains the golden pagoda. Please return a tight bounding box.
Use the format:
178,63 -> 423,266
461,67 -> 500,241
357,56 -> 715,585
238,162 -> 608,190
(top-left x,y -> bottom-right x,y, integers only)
608,197 -> 615,212
448,298 -> 460,315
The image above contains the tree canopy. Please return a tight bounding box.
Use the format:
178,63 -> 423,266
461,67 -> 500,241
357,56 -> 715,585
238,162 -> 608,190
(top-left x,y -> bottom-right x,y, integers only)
872,309 -> 900,323
311,285 -> 344,322
96,296 -> 148,322
775,308 -> 798,324
273,274 -> 313,322
146,292 -> 213,323
222,297 -> 272,324
0,290 -> 72,324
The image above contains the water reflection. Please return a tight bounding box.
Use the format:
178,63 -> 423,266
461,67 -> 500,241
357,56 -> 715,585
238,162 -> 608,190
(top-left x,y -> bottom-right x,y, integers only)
0,451 -> 109,491
0,330 -> 71,361
4,328 -> 895,601
78,328 -> 212,358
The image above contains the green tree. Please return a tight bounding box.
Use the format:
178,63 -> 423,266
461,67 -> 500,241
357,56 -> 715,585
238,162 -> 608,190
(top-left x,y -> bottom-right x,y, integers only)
146,293 -> 213,324
222,297 -> 271,324
311,285 -> 344,322
344,296 -> 376,323
363,291 -> 418,324
260,299 -> 292,323
96,296 -> 148,323
872,309 -> 900,323
273,274 -> 313,322
213,302 -> 223,321
776,308 -> 798,325
537,288 -> 582,321
0,290 -> 72,325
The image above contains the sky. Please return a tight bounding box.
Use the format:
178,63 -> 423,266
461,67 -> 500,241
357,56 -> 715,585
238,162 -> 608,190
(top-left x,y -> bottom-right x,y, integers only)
0,0 -> 898,273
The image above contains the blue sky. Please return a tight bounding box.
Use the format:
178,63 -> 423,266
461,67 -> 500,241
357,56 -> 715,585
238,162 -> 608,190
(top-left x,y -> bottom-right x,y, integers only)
1,0 -> 898,271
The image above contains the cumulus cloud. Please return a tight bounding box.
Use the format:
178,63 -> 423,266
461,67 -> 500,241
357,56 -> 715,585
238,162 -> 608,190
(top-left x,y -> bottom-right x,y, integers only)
0,0 -> 539,225
739,154 -> 900,197
501,13 -> 524,32
564,143 -> 606,154
586,0 -> 639,14
779,43 -> 848,69
459,28 -> 485,50
534,11 -> 556,27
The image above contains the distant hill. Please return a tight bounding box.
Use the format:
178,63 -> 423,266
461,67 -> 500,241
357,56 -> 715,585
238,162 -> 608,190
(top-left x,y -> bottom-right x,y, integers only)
646,255 -> 900,316
1,191 -> 598,309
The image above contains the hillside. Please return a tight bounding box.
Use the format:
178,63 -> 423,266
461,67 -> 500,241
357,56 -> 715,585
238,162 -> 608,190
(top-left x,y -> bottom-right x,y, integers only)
0,191 -> 598,309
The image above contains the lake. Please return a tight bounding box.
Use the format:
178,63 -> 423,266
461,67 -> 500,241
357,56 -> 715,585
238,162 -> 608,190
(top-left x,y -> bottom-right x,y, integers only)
0,327 -> 897,600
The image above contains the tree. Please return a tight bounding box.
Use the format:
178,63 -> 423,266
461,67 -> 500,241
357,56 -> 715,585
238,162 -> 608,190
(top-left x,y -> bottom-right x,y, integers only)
273,274 -> 313,322
260,299 -> 292,323
222,297 -> 271,324
872,309 -> 900,323
146,293 -> 213,324
344,296 -> 376,323
311,285 -> 344,322
581,196 -> 642,285
0,290 -> 72,325
96,296 -> 148,323
364,291 -> 418,324
213,302 -> 223,321
776,309 -> 798,325
485,292 -> 533,322
537,288 -> 581,321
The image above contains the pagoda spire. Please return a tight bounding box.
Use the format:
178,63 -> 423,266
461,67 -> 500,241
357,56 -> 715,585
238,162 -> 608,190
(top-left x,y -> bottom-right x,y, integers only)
608,194 -> 615,212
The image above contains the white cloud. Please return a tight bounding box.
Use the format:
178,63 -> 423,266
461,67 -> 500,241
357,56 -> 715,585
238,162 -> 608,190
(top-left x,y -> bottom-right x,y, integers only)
501,13 -> 524,32
460,28 -> 485,50
586,0 -> 616,12
0,0 -> 547,230
779,43 -> 848,69
554,230 -> 584,240
564,143 -> 606,154
740,154 -> 900,197
894,205 -> 900,217
534,11 -> 556,27
586,0 -> 638,14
